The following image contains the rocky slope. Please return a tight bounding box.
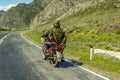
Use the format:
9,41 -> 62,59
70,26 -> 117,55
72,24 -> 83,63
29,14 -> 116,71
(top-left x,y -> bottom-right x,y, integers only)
0,0 -> 52,30
30,0 -> 103,28
30,0 -> 70,27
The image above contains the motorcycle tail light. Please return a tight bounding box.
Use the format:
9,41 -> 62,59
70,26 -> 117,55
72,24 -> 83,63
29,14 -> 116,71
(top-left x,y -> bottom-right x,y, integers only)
56,46 -> 62,51
47,48 -> 52,53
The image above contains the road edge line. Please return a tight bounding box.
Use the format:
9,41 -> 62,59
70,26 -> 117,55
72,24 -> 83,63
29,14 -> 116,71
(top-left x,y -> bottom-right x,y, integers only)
65,59 -> 110,80
0,33 -> 11,44
21,33 -> 42,49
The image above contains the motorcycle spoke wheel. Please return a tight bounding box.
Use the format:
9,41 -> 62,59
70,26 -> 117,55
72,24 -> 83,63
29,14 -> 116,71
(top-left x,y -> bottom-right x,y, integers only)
52,54 -> 60,67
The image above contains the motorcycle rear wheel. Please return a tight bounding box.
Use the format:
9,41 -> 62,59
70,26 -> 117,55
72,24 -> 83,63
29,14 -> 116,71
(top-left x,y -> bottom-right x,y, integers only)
51,54 -> 60,67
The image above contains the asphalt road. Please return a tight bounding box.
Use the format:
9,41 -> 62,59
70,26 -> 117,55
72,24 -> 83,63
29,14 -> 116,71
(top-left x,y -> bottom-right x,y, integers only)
0,32 -> 109,80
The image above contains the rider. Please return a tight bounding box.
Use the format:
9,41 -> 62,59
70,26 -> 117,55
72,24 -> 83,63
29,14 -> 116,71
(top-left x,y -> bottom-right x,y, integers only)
49,20 -> 67,46
43,20 -> 67,53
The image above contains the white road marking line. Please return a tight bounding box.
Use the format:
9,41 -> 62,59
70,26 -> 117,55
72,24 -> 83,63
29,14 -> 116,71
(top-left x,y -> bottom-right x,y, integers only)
65,59 -> 110,80
0,34 -> 11,44
21,33 -> 110,80
21,33 -> 42,49
0,39 -> 3,44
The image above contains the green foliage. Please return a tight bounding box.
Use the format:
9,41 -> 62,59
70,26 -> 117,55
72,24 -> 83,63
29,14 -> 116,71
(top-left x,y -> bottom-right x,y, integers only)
115,29 -> 120,34
66,32 -> 120,52
0,28 -> 8,31
0,29 -> 11,34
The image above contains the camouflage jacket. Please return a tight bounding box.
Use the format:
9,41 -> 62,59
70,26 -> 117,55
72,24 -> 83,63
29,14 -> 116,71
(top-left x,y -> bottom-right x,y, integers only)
48,27 -> 67,44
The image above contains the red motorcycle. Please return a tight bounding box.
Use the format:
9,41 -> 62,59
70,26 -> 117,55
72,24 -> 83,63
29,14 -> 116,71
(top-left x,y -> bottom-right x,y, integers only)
42,42 -> 64,67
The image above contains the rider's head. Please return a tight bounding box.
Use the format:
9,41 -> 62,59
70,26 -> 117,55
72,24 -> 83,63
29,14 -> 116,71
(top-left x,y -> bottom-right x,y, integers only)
53,20 -> 60,28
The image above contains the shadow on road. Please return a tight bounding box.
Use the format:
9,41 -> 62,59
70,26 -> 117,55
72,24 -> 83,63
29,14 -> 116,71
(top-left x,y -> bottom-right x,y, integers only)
59,59 -> 83,68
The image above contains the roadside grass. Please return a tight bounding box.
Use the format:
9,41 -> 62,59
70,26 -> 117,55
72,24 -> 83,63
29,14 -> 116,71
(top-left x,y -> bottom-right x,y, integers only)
65,33 -> 120,74
24,29 -> 43,45
83,54 -> 120,73
25,0 -> 120,75
0,30 -> 11,34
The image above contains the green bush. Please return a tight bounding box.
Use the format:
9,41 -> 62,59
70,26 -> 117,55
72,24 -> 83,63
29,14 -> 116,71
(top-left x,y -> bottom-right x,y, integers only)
116,29 -> 120,34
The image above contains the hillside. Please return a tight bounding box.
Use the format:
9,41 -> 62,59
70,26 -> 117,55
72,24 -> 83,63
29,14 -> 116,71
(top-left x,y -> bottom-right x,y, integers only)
30,0 -> 102,28
0,0 -> 52,30
62,0 -> 120,34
